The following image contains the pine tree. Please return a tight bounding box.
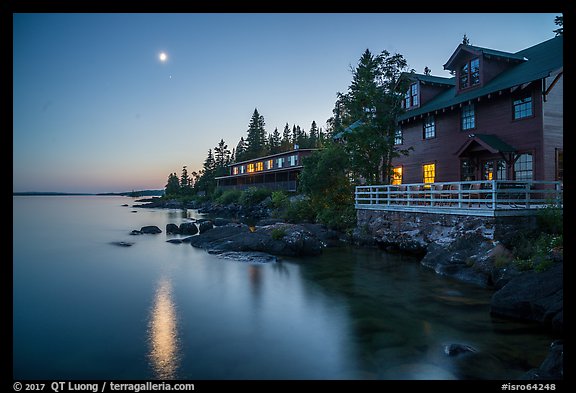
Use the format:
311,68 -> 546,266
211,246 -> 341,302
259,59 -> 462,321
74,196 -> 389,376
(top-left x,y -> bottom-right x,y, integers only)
269,127 -> 282,154
235,137 -> 247,162
333,48 -> 411,184
554,15 -> 563,36
214,139 -> 231,168
244,108 -> 267,159
309,121 -> 319,148
165,172 -> 180,196
281,123 -> 292,152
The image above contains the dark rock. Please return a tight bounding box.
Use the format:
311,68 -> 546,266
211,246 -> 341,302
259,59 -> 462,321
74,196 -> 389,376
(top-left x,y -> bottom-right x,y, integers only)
198,220 -> 214,234
444,343 -> 477,357
420,233 -> 495,287
110,241 -> 134,247
166,239 -> 183,244
140,225 -> 162,234
121,204 -> 129,207
130,230 -> 142,235
189,223 -> 324,257
131,210 -> 138,213
521,341 -> 563,380
179,222 -> 198,235
166,223 -> 181,234
180,236 -> 195,243
490,262 -> 562,330
213,217 -> 232,226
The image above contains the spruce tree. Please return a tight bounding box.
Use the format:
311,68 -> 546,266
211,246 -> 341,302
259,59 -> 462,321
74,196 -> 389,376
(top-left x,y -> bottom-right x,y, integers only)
235,137 -> 247,162
281,123 -> 292,152
165,172 -> 180,196
244,108 -> 267,159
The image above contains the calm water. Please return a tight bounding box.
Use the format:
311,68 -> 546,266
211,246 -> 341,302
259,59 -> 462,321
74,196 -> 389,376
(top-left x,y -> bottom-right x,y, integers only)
13,196 -> 554,380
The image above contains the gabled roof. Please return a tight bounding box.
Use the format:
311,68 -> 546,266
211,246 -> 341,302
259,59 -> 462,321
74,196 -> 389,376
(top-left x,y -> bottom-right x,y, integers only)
444,44 -> 526,70
455,134 -> 516,157
398,35 -> 562,122
398,72 -> 455,87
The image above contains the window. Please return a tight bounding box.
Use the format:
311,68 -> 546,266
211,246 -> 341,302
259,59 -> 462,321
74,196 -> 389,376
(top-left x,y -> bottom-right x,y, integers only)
394,128 -> 403,145
391,166 -> 403,185
266,159 -> 274,170
277,157 -> 284,168
470,58 -> 480,85
423,116 -> 436,139
514,153 -> 533,180
423,163 -> 435,184
483,159 -> 507,180
404,83 -> 419,109
513,94 -> 533,120
240,165 -> 245,174
461,159 -> 475,181
289,155 -> 298,166
233,166 -> 239,175
461,103 -> 475,130
556,148 -> 563,181
255,162 -> 264,171
247,163 -> 255,173
459,58 -> 480,89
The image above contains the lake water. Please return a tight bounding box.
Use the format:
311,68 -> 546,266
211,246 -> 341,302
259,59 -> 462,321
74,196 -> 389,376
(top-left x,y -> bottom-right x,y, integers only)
13,196 -> 555,380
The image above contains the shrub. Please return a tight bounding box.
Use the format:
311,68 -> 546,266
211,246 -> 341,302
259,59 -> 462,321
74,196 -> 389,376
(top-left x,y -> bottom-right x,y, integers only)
282,199 -> 317,223
216,189 -> 242,205
271,191 -> 289,209
239,187 -> 272,207
536,203 -> 563,235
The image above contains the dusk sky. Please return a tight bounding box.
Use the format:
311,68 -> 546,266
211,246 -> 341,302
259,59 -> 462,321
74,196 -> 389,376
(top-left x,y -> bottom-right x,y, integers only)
13,13 -> 560,193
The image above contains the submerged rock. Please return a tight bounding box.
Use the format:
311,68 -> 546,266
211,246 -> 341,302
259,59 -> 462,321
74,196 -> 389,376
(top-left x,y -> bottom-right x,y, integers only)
444,343 -> 477,357
166,239 -> 183,244
110,241 -> 134,247
213,251 -> 278,263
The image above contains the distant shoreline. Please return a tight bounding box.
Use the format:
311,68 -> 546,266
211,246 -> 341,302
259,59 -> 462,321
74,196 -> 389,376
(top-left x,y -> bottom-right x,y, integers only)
13,190 -> 164,197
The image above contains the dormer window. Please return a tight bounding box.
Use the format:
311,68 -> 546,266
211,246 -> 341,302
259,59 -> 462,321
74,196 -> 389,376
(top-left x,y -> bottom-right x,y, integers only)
459,58 -> 480,89
404,83 -> 419,109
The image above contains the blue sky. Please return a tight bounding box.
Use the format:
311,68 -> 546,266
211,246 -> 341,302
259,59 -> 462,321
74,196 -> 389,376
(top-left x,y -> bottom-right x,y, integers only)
13,13 -> 560,193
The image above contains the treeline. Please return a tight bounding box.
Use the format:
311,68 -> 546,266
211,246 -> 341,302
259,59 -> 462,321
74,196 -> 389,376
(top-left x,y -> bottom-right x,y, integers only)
164,109 -> 328,197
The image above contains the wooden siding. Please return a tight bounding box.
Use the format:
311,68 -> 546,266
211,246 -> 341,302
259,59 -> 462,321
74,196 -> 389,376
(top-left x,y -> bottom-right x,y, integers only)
542,71 -> 563,181
394,84 -> 547,184
482,56 -> 517,85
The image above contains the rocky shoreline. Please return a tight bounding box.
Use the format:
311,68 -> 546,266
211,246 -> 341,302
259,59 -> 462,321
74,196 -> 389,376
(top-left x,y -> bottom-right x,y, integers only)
129,197 -> 563,379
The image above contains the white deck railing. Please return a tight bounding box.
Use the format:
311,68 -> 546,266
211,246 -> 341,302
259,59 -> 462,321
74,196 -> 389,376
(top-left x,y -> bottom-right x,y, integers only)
355,180 -> 563,216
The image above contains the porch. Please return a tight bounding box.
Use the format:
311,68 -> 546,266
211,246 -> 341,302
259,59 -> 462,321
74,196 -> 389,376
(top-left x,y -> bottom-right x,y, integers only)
355,180 -> 563,217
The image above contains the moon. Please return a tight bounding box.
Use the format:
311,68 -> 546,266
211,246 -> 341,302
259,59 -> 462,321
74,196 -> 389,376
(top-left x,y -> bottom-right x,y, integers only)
159,52 -> 167,62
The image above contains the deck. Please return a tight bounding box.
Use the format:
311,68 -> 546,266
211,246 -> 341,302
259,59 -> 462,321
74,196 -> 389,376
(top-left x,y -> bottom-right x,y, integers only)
355,180 -> 563,217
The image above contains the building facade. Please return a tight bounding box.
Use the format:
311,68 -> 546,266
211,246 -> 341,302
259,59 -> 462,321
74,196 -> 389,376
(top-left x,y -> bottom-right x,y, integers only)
215,148 -> 317,191
391,36 -> 563,186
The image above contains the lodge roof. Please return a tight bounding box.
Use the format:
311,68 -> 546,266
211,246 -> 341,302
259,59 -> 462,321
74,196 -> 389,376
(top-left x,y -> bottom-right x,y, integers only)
398,35 -> 563,122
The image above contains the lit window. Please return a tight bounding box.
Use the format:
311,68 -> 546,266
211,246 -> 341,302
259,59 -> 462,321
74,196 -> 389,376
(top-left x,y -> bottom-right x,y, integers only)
266,159 -> 274,170
277,157 -> 284,168
391,167 -> 403,185
423,116 -> 435,139
513,94 -> 533,120
255,162 -> 263,171
247,163 -> 255,173
394,128 -> 403,145
289,155 -> 298,166
423,163 -> 435,184
240,166 -> 245,174
514,153 -> 533,180
461,104 -> 475,130
232,167 -> 239,175
461,159 -> 475,181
